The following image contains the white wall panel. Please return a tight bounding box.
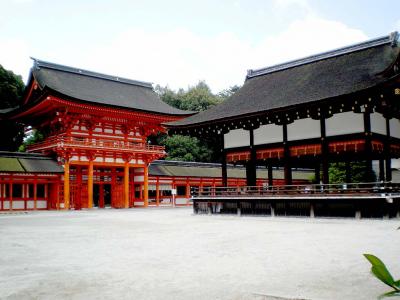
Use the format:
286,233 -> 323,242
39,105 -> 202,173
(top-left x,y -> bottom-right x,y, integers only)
370,112 -> 387,135
254,124 -> 283,145
288,118 -> 320,141
175,198 -> 188,205
224,129 -> 250,148
390,119 -> 400,139
326,112 -> 364,136
36,201 -> 47,209
12,201 -> 24,209
3,201 -> 10,209
135,176 -> 144,182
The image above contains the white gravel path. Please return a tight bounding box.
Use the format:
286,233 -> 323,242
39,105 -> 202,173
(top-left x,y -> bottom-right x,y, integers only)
0,208 -> 399,300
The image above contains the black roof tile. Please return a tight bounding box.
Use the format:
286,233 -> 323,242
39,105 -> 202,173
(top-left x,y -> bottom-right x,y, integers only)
31,59 -> 193,116
168,33 -> 400,128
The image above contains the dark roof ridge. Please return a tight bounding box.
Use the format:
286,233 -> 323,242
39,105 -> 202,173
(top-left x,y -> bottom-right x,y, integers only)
247,31 -> 399,79
31,58 -> 153,89
0,151 -> 51,159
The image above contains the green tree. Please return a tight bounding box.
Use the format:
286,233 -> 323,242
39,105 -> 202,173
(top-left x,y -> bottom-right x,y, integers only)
0,65 -> 25,151
160,135 -> 214,162
218,85 -> 241,101
329,161 -> 376,183
18,129 -> 44,152
155,81 -> 236,163
155,81 -> 222,112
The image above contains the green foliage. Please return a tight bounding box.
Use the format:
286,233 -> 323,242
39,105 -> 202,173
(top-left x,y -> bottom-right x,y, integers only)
364,254 -> 400,298
155,81 -> 223,112
18,129 -> 44,152
155,81 -> 241,163
0,65 -> 25,151
0,65 -> 24,109
160,134 -> 213,162
329,161 -> 376,183
218,85 -> 241,101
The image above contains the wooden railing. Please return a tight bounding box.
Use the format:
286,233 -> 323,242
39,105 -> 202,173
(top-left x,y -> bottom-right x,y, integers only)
27,135 -> 165,153
192,182 -> 400,198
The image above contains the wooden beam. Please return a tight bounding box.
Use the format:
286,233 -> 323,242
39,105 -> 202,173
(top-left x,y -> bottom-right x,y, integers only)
283,123 -> 292,185
221,132 -> 228,187
124,161 -> 129,208
64,160 -> 70,210
143,165 -> 149,207
364,110 -> 373,180
156,176 -> 160,207
385,117 -> 392,181
320,117 -> 329,184
88,160 -> 94,209
268,163 -> 273,187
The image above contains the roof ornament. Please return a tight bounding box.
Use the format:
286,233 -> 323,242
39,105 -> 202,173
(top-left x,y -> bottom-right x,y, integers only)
390,31 -> 399,47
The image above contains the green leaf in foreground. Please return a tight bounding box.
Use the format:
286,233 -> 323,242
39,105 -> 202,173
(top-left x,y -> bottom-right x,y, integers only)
364,254 -> 400,298
364,254 -> 395,287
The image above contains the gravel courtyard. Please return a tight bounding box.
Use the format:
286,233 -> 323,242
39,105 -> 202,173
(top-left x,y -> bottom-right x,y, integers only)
0,208 -> 399,300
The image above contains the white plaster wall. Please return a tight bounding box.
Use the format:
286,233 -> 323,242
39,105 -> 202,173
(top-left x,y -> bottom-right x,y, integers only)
254,124 -> 283,145
27,201 -> 35,209
224,129 -> 250,148
135,176 -> 144,182
390,118 -> 400,139
288,118 -> 320,141
37,201 -> 47,209
175,198 -> 188,205
3,201 -> 10,209
12,201 -> 24,209
370,112 -> 387,135
326,112 -> 364,136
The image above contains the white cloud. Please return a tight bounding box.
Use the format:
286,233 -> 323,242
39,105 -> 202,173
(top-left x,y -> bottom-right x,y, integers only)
77,17 -> 367,92
0,38 -> 31,80
0,16 -> 368,93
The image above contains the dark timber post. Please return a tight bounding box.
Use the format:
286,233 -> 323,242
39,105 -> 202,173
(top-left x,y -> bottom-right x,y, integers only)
379,159 -> 385,182
320,117 -> 329,184
268,163 -> 273,187
220,132 -> 228,187
282,123 -> 292,185
246,128 -> 257,186
385,117 -> 392,181
364,110 -> 373,181
315,163 -> 321,184
345,161 -> 352,183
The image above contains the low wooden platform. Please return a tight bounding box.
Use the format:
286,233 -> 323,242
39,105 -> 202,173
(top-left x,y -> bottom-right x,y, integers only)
192,183 -> 400,218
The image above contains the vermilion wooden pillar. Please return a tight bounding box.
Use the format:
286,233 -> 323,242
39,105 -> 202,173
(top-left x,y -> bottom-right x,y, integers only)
156,177 -> 160,206
99,185 -> 104,208
124,162 -> 129,208
64,160 -> 70,210
88,160 -> 94,208
143,165 -> 149,207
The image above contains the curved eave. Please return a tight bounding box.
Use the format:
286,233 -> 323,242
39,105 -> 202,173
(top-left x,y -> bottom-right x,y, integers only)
166,74 -> 400,133
8,86 -> 195,123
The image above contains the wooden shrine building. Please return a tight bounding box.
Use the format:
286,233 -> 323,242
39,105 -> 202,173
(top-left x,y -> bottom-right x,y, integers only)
166,33 -> 400,217
167,32 -> 400,187
3,59 -> 194,210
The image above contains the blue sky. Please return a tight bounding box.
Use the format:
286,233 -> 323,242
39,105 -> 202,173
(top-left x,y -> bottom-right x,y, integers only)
1,0 -> 399,92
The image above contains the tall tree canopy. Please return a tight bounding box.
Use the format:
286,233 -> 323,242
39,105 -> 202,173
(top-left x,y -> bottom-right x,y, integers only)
155,81 -> 240,162
329,162 -> 376,183
0,65 -> 25,151
155,81 -> 224,112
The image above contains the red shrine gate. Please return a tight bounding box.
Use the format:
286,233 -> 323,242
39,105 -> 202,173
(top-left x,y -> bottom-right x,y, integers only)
6,59 -> 193,209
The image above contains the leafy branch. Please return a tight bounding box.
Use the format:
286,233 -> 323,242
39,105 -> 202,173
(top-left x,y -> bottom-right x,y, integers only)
364,254 -> 400,298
